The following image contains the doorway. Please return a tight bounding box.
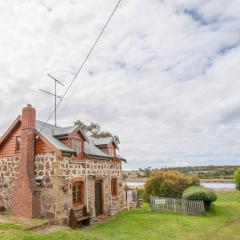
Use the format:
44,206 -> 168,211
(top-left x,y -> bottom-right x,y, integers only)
95,180 -> 103,216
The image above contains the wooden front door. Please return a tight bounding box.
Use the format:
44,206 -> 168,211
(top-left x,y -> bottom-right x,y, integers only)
95,180 -> 103,216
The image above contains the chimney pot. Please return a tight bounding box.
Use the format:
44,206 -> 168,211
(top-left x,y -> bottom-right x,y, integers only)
21,104 -> 36,130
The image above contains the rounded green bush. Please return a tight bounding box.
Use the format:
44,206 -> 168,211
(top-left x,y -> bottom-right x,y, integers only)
182,186 -> 217,210
235,168 -> 240,191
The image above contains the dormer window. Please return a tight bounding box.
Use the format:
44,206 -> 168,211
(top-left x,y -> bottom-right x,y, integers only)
72,139 -> 81,155
15,136 -> 21,152
109,147 -> 115,157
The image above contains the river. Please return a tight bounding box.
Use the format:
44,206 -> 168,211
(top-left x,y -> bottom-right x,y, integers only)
126,181 -> 235,190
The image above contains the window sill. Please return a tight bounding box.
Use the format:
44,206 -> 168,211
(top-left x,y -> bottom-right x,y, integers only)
73,203 -> 84,209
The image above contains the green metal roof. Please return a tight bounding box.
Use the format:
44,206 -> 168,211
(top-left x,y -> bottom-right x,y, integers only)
85,137 -> 111,159
53,126 -> 78,137
91,137 -> 113,146
35,120 -> 111,159
36,121 -> 75,153
116,154 -> 127,162
91,136 -> 118,149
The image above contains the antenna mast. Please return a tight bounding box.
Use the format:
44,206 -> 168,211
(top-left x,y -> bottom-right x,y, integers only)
39,74 -> 64,126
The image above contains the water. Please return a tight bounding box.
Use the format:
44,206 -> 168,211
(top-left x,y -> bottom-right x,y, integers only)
201,182 -> 235,189
126,182 -> 145,187
126,181 -> 236,190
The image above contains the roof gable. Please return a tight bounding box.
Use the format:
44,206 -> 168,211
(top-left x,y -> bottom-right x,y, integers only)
91,137 -> 118,149
84,137 -> 111,159
0,115 -> 21,146
53,125 -> 88,141
0,116 -> 124,161
35,121 -> 75,154
36,121 -> 111,159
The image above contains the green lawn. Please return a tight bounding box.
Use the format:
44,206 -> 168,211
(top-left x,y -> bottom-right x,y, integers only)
0,191 -> 239,240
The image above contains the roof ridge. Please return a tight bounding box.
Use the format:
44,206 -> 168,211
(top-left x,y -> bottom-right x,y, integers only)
36,120 -> 69,130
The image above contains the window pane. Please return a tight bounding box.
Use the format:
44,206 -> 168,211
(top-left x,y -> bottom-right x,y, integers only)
111,178 -> 117,196
16,136 -> 21,152
72,139 -> 81,155
72,182 -> 84,205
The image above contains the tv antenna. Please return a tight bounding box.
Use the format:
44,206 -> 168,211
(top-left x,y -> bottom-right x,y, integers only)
39,73 -> 64,126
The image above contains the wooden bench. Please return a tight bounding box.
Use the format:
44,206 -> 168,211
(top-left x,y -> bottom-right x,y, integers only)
69,206 -> 90,229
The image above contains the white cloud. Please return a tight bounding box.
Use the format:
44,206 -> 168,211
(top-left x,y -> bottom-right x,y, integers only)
0,0 -> 240,169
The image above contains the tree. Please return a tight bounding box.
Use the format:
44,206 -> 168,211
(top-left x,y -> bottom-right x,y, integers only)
122,173 -> 128,181
144,167 -> 152,178
74,120 -> 120,144
143,170 -> 200,201
234,168 -> 240,191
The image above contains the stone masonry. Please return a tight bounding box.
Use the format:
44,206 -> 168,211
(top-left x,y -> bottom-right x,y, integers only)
0,152 -> 125,222
34,153 -> 125,221
0,104 -> 126,222
0,156 -> 20,209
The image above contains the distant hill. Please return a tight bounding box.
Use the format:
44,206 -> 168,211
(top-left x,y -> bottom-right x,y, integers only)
123,165 -> 240,180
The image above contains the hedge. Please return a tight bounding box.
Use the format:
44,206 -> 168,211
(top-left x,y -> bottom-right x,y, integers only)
235,168 -> 240,191
182,186 -> 217,210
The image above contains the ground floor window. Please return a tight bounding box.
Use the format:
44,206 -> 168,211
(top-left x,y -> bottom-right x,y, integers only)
111,177 -> 118,197
72,181 -> 84,206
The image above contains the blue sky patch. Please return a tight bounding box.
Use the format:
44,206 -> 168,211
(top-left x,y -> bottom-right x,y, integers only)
184,8 -> 218,26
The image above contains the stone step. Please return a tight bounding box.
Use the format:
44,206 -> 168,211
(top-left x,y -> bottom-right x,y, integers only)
25,219 -> 59,231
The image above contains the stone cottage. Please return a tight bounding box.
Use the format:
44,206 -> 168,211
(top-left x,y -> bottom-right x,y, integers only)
0,104 -> 126,222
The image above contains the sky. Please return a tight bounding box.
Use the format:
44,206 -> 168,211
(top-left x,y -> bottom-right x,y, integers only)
0,0 -> 240,170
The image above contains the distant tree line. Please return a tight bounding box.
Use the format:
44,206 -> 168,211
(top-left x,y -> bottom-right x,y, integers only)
124,166 -> 239,180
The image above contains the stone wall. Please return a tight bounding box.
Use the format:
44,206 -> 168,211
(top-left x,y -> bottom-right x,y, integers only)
0,156 -> 20,209
34,153 -> 56,218
57,157 -> 124,220
1,153 -> 125,221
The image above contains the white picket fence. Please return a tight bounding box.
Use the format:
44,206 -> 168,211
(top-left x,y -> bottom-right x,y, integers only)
150,196 -> 205,215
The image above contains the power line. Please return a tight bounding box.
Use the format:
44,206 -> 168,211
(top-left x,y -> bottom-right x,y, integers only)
38,0 -> 123,133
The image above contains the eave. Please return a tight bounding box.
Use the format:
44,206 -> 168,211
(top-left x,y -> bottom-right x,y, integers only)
0,115 -> 21,146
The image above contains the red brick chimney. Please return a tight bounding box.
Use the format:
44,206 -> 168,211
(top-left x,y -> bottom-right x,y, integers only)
11,104 -> 40,218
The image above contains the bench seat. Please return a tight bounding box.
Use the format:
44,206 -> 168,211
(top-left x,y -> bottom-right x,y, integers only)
69,206 -> 90,229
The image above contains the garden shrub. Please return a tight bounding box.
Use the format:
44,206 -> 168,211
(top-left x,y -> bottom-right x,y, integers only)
143,170 -> 199,201
137,188 -> 144,199
234,168 -> 240,191
182,186 -> 217,210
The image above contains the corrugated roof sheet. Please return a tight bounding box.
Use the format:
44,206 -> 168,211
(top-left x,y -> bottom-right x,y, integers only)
116,154 -> 127,162
35,120 -> 111,159
53,126 -> 78,136
36,121 -> 75,153
91,137 -> 113,146
85,137 -> 111,159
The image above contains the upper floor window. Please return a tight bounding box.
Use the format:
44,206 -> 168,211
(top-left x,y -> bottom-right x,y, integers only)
72,139 -> 81,155
72,181 -> 84,206
109,148 -> 115,157
15,136 -> 21,152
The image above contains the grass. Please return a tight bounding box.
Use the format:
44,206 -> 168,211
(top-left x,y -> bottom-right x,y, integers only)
0,191 -> 239,240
